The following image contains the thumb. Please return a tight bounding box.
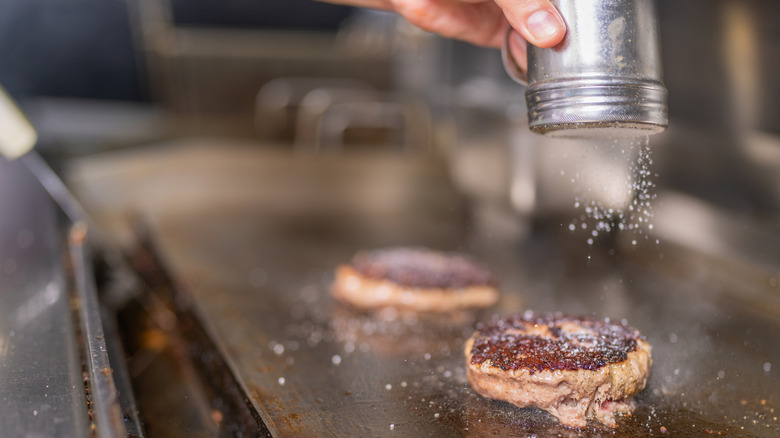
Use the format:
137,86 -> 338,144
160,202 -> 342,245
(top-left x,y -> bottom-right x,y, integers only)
495,0 -> 566,48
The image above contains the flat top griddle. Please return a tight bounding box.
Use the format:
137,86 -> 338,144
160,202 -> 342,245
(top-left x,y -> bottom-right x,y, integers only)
68,139 -> 780,437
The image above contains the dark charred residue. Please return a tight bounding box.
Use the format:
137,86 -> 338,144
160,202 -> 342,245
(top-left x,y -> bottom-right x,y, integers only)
349,247 -> 497,289
469,313 -> 643,373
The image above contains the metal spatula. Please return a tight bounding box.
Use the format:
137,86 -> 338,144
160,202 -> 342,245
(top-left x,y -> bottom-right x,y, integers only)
0,85 -> 37,159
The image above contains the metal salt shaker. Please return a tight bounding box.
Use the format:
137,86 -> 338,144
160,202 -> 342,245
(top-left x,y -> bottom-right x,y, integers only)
503,0 -> 669,139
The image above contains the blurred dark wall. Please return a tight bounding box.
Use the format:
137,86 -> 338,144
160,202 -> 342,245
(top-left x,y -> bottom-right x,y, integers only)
0,0 -> 354,102
170,0 -> 353,29
0,0 -> 144,101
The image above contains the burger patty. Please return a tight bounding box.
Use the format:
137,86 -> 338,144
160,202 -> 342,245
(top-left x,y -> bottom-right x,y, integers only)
331,247 -> 499,312
464,312 -> 652,427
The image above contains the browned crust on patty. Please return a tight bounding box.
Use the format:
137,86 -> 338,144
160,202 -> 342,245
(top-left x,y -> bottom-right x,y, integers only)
331,248 -> 499,312
469,313 -> 643,372
349,247 -> 497,289
464,313 -> 652,428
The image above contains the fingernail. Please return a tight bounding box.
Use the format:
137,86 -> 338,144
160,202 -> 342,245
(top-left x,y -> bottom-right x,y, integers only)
527,9 -> 563,41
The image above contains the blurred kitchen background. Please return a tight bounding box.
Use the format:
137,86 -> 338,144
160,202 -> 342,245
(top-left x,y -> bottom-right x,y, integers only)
3,0 -> 780,220
2,0 -> 780,436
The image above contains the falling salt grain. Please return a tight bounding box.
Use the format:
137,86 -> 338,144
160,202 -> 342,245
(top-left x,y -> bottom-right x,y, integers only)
278,377 -> 285,386
273,344 -> 285,356
764,362 -> 772,372
669,333 -> 678,343
389,423 -> 395,430
568,137 -> 657,247
434,413 -> 440,419
717,370 -> 725,379
401,381 -> 408,388
332,355 -> 342,366
424,353 -> 431,360
385,384 -> 392,390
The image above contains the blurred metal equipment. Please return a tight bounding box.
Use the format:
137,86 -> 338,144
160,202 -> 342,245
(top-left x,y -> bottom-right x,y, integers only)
255,78 -> 374,141
503,0 -> 668,139
296,89 -> 432,154
314,98 -> 432,154
256,77 -> 433,154
0,156 -> 141,438
69,224 -> 131,438
293,86 -> 381,148
0,157 -> 90,437
129,0 -> 392,116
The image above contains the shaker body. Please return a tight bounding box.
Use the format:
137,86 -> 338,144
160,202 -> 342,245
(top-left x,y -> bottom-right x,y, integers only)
524,0 -> 668,139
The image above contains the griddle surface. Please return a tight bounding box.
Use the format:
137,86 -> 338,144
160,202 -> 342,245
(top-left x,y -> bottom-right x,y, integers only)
68,140 -> 780,436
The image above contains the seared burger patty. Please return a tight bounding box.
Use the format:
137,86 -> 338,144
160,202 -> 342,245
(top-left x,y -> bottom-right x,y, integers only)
331,247 -> 499,312
464,312 -> 652,427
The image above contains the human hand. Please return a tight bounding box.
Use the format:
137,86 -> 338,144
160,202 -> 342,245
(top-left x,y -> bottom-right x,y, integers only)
320,0 -> 566,72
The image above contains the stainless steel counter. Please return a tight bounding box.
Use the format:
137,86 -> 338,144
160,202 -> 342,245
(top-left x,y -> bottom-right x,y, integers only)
0,157 -> 90,437
67,139 -> 780,437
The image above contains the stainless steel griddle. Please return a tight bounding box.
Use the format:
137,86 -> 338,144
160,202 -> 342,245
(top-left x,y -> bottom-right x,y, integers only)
0,155 -> 142,437
67,139 -> 780,437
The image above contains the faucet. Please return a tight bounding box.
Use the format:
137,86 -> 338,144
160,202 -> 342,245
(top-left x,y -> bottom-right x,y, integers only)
503,0 -> 668,140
